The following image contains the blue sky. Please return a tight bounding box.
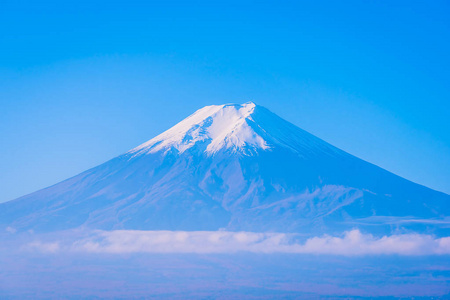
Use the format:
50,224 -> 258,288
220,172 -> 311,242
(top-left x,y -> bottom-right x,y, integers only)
0,0 -> 449,202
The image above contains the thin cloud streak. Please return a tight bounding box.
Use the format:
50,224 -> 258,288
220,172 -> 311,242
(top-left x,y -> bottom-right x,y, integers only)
26,229 -> 450,256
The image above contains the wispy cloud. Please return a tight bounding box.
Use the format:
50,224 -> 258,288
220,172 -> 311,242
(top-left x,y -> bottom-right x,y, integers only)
5,226 -> 17,234
26,241 -> 60,253
26,229 -> 450,256
346,216 -> 450,226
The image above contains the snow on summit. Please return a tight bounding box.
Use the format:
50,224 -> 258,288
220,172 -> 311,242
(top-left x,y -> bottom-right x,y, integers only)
129,101 -> 342,157
130,102 -> 270,156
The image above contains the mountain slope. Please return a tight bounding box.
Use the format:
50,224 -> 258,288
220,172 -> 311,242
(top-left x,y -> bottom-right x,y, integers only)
1,102 -> 449,235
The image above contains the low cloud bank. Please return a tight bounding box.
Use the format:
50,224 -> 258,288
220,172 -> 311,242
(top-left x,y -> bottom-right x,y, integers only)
26,229 -> 450,256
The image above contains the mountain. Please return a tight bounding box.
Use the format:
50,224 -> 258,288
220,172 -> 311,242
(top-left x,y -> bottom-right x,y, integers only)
1,102 -> 449,235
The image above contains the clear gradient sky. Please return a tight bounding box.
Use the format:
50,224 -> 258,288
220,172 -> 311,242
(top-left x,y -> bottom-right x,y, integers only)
1,0 -> 449,202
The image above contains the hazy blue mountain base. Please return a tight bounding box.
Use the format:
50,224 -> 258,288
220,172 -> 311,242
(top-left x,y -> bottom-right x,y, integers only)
1,229 -> 450,299
1,249 -> 449,299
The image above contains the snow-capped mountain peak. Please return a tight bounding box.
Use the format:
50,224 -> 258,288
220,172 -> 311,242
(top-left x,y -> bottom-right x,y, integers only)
1,101 -> 449,235
130,102 -> 270,156
129,101 -> 345,158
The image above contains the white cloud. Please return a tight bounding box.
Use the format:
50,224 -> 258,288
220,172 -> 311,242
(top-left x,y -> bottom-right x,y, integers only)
71,230 -> 289,254
5,226 -> 17,234
295,230 -> 450,255
26,229 -> 450,256
26,241 -> 60,253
